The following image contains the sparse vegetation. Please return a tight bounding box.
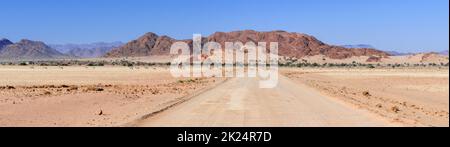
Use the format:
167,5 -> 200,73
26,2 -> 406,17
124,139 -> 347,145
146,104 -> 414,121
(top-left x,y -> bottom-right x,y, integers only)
18,62 -> 28,66
0,59 -> 172,67
277,58 -> 449,69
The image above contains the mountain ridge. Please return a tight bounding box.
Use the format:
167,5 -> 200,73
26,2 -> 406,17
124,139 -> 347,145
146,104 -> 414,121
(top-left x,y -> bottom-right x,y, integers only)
0,38 -> 14,51
0,39 -> 67,60
50,42 -> 123,58
105,30 -> 391,59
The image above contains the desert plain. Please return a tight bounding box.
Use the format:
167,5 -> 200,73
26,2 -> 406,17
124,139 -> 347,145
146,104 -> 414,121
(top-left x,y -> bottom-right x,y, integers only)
0,57 -> 448,127
0,65 -> 225,126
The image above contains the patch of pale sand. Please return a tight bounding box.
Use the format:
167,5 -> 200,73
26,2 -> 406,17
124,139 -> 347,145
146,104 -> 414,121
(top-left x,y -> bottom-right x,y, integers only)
0,66 -> 174,86
396,85 -> 448,93
317,68 -> 448,77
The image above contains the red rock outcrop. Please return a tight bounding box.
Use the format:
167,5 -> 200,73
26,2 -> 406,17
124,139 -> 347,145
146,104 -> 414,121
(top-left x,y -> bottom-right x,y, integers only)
105,30 -> 390,59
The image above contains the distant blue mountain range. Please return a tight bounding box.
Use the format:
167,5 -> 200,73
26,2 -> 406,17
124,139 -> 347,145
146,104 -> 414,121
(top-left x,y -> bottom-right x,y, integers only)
49,42 -> 123,58
439,50 -> 449,55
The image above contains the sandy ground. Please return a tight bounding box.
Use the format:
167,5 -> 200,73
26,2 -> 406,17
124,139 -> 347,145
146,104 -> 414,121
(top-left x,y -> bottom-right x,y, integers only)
0,65 -> 448,127
133,76 -> 399,127
282,68 -> 449,127
0,66 -> 174,85
0,66 -> 224,126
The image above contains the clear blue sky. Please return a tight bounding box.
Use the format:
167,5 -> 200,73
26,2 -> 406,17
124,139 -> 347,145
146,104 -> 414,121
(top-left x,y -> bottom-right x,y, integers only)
1,0 -> 448,52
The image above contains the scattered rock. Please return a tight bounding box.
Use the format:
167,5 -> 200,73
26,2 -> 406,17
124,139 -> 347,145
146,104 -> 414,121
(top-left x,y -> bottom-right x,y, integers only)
376,103 -> 383,108
68,86 -> 78,91
43,91 -> 52,95
401,102 -> 407,107
391,106 -> 400,113
362,91 -> 371,97
86,86 -> 104,92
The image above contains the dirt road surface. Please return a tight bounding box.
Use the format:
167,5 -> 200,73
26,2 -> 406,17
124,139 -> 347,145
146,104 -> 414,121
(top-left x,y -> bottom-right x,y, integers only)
133,75 -> 398,127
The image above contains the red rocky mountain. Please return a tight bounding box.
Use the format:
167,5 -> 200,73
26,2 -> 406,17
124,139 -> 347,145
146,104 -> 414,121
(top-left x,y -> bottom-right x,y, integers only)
105,30 -> 390,59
